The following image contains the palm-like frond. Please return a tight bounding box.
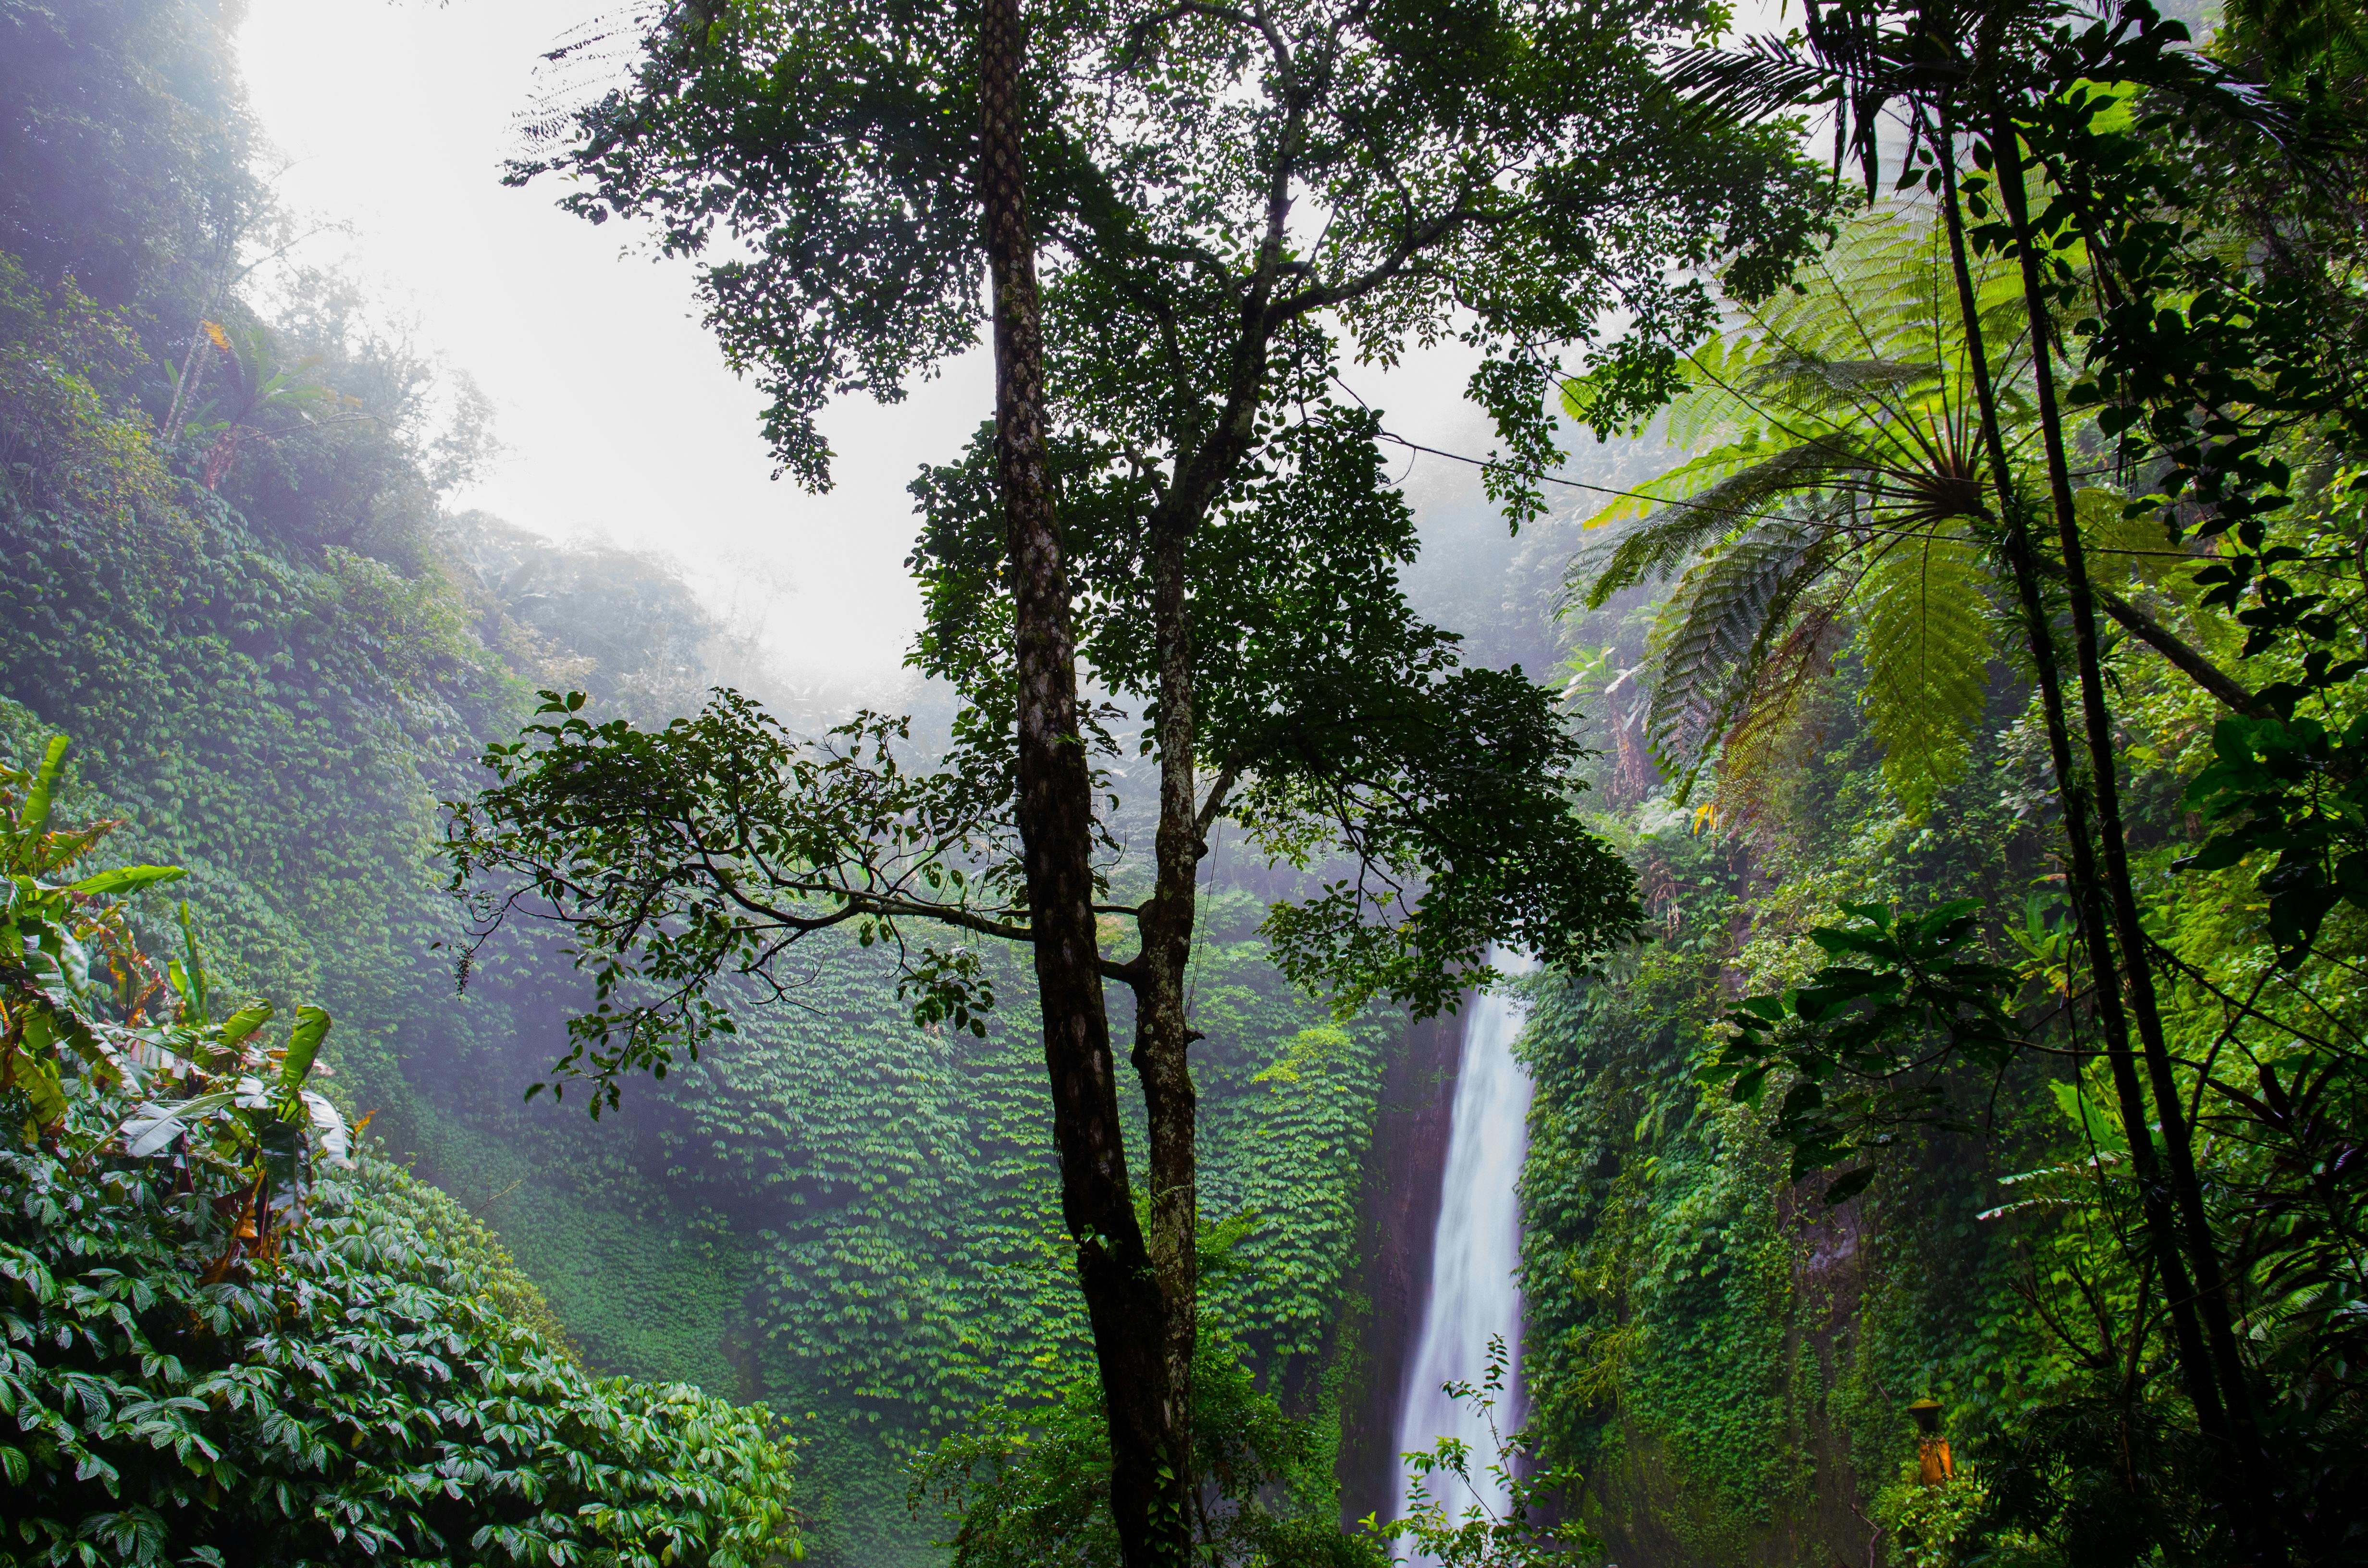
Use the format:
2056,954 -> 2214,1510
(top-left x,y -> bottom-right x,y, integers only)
1565,200 -> 2032,817
1573,442 -> 1858,607
1855,525 -> 1996,820
1644,516 -> 1836,796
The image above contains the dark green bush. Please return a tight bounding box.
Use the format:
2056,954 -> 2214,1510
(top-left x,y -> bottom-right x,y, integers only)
0,746 -> 801,1567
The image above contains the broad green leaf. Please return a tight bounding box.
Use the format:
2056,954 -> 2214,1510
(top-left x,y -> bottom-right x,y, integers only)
299,1089 -> 352,1167
2050,1080 -> 2130,1154
10,1050 -> 68,1125
121,1092 -> 238,1157
280,1005 -> 332,1091
176,900 -> 210,1025
64,864 -> 186,897
218,1001 -> 273,1048
14,736 -> 69,862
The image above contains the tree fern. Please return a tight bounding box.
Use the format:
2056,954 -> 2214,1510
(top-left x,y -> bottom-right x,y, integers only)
1566,200 -> 2039,821
1854,527 -> 1996,821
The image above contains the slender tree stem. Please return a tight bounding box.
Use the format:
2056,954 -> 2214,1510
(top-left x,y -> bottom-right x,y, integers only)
1934,119 -> 2232,1455
1140,513 -> 1202,1443
1988,108 -> 2278,1558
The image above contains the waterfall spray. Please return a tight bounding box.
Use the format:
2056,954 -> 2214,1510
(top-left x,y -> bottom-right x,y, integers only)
1392,948 -> 1538,1542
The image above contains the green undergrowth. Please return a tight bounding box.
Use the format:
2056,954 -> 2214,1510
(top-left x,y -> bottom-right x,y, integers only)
2,1089 -> 801,1567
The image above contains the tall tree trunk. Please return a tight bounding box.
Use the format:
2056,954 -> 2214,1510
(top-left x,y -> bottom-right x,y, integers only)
1136,518 -> 1202,1453
1985,111 -> 2281,1560
977,4 -> 1188,1563
1936,129 -> 2232,1452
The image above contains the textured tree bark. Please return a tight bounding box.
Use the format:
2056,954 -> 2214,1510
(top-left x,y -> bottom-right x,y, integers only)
977,3 -> 1188,1563
1987,116 -> 2281,1563
1137,515 -> 1202,1435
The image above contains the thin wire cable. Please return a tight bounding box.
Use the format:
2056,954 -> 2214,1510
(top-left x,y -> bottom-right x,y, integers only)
1373,428 -> 2212,561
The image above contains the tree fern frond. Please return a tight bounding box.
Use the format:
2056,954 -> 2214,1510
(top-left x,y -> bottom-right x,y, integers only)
1854,527 -> 1996,822
1644,517 -> 1834,793
1574,445 -> 1854,608
1746,352 -> 1932,403
1576,430 -> 1790,532
1712,597 -> 1849,833
2074,487 -> 2176,585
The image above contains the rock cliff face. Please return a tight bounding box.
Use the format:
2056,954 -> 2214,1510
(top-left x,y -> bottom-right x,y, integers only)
1335,1007 -> 1468,1527
1578,1193 -> 1884,1568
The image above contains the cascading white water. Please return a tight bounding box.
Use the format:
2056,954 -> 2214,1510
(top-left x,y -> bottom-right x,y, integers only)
1392,949 -> 1539,1544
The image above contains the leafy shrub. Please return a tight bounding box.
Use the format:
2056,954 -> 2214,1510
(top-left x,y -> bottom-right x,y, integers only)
1869,1469 -> 1990,1568
0,740 -> 801,1566
1381,1335 -> 1597,1568
909,1332 -> 1384,1568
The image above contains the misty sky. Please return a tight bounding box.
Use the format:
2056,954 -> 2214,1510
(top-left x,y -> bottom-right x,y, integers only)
233,0 -> 1626,685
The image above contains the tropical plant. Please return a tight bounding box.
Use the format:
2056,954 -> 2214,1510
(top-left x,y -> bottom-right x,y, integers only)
908,1330 -> 1383,1568
1606,2 -> 2368,1553
169,317 -> 365,489
1377,1335 -> 1595,1568
1697,899 -> 2026,1203
0,737 -> 805,1568
1567,203 -> 2032,820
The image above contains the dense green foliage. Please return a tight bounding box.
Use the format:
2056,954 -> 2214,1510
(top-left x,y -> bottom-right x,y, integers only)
15,0 -> 2368,1565
0,9 -> 1412,1562
911,1330 -> 1384,1568
6,1101 -> 801,1568
1516,0 -> 2368,1555
0,755 -> 799,1567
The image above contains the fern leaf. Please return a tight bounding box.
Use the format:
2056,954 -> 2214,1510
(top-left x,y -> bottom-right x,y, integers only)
1644,516 -> 1833,790
1574,445 -> 1854,608
1711,597 -> 1848,833
2074,487 -> 2177,586
1577,431 -> 1779,533
1854,527 -> 1996,821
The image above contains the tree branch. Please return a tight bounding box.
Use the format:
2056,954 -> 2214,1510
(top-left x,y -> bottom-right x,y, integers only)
2025,554 -> 2262,713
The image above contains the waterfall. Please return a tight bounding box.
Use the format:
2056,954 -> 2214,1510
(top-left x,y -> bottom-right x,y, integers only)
1391,949 -> 1539,1544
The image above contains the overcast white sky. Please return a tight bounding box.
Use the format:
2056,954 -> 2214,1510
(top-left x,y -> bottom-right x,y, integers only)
234,0 -> 1523,689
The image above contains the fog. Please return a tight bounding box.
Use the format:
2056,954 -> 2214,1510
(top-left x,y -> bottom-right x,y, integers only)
235,0 -> 1553,688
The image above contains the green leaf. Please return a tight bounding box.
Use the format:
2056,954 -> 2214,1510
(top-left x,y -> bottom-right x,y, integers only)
121,1092 -> 238,1157
2050,1080 -> 2129,1154
218,1001 -> 273,1048
14,736 -> 69,861
280,1006 -> 332,1092
12,1051 -> 68,1125
1733,1066 -> 1772,1106
1854,527 -> 1993,822
1822,1167 -> 1877,1205
64,864 -> 186,896
176,901 -> 210,1025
